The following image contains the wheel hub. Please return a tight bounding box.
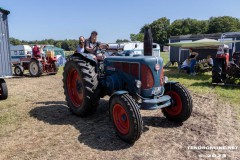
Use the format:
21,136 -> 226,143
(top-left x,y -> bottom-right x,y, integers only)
170,98 -> 176,107
16,68 -> 20,74
121,114 -> 127,122
76,80 -> 83,94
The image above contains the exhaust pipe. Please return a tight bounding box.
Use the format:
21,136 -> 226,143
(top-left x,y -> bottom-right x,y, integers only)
143,28 -> 153,56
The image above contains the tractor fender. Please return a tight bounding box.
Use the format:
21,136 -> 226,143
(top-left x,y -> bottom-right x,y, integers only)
109,91 -> 129,109
68,53 -> 97,66
164,82 -> 179,92
165,81 -> 178,85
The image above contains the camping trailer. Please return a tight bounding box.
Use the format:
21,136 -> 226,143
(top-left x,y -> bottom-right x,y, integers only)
108,42 -> 161,57
0,8 -> 11,100
10,45 -> 32,65
168,33 -> 240,65
123,42 -> 161,57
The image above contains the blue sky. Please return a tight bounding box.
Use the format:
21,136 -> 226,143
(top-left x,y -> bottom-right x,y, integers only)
1,0 -> 240,43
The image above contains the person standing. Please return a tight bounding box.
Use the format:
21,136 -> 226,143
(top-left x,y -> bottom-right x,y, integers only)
189,48 -> 198,75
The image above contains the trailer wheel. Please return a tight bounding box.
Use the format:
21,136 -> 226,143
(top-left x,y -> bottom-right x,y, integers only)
0,79 -> 8,100
14,65 -> 24,76
110,94 -> 143,143
63,60 -> 100,117
162,83 -> 192,123
29,59 -> 43,77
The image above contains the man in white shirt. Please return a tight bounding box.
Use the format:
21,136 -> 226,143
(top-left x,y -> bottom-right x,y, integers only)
207,55 -> 213,66
181,58 -> 190,74
76,36 -> 85,53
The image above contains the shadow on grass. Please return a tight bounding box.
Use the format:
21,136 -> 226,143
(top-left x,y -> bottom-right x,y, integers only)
30,99 -> 132,151
165,69 -> 212,81
12,73 -> 58,78
30,100 -> 181,151
142,116 -> 183,128
190,81 -> 213,87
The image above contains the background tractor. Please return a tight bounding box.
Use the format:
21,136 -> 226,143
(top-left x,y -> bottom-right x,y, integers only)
212,32 -> 240,85
63,29 -> 193,143
14,50 -> 59,77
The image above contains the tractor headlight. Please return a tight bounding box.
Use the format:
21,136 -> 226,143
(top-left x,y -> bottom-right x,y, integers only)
135,80 -> 142,88
164,76 -> 168,83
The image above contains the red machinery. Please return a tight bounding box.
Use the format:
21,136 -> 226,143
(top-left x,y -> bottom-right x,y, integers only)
14,51 -> 58,77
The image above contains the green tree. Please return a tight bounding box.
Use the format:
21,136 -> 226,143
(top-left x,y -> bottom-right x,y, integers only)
148,17 -> 170,45
170,18 -> 208,36
130,33 -> 144,42
116,39 -> 130,43
140,24 -> 150,33
208,16 -> 240,33
9,37 -> 21,45
55,41 -> 62,48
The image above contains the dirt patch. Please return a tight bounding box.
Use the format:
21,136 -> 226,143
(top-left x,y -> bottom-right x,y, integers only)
0,75 -> 239,160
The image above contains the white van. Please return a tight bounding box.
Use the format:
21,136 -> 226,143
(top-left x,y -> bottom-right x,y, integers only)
122,42 -> 161,57
10,45 -> 32,65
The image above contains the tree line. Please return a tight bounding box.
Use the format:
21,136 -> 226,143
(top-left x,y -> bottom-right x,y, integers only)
10,16 -> 240,51
9,38 -> 79,51
128,16 -> 240,46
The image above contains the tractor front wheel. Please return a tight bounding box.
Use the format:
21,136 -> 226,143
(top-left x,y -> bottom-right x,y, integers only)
162,83 -> 192,123
0,79 -> 8,100
29,59 -> 43,77
63,60 -> 100,117
110,94 -> 143,143
14,65 -> 24,76
48,61 -> 59,75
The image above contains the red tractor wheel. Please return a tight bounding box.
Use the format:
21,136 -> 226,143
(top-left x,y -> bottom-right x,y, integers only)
110,94 -> 143,143
63,60 -> 100,117
0,79 -> 8,100
29,59 -> 43,77
162,83 -> 193,123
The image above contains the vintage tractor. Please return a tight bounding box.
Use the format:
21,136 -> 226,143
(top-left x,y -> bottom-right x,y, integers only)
212,45 -> 230,84
63,30 -> 193,143
225,51 -> 240,80
14,51 -> 59,77
212,32 -> 240,85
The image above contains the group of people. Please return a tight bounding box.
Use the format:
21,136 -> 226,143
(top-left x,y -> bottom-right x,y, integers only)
76,31 -> 108,60
181,49 -> 213,75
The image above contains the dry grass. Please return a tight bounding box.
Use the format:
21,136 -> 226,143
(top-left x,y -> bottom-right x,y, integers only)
0,72 -> 240,160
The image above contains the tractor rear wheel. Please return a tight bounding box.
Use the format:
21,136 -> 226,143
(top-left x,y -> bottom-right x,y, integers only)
63,60 -> 100,117
14,65 -> 24,76
162,83 -> 192,123
29,59 -> 43,77
110,94 -> 143,143
0,79 -> 8,100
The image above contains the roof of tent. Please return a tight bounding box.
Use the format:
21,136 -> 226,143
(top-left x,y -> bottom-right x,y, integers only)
0,7 -> 10,15
169,33 -> 240,41
168,38 -> 240,49
43,46 -> 64,51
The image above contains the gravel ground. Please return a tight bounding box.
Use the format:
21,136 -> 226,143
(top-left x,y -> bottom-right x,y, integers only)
0,75 -> 239,160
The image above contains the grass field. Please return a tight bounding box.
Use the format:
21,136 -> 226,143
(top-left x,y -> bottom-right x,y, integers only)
161,52 -> 240,118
